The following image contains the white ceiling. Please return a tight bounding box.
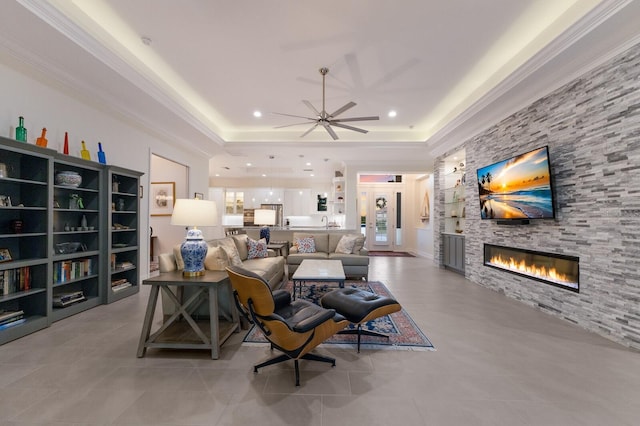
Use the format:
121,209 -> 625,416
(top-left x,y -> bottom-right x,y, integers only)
2,0 -> 640,182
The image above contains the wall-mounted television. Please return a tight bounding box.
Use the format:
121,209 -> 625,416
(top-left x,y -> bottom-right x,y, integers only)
477,146 -> 555,221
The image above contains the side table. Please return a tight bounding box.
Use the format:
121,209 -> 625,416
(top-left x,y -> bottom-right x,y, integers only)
267,241 -> 288,257
137,270 -> 240,359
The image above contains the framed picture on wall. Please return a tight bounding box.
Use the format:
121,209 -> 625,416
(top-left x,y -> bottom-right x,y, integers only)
150,182 -> 175,216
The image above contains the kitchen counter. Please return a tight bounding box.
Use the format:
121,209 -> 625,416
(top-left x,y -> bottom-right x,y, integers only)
238,226 -> 351,231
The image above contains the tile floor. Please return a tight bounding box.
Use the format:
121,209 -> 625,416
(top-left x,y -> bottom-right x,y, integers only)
1,256 -> 639,425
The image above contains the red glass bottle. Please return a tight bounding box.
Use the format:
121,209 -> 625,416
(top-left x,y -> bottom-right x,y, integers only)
63,132 -> 69,155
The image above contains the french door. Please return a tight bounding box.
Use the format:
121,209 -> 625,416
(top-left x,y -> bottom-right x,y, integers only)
360,189 -> 396,251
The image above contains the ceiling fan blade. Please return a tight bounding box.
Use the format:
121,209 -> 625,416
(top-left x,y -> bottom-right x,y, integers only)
330,122 -> 369,134
302,100 -> 320,116
329,101 -> 356,118
321,122 -> 339,140
271,112 -> 316,120
300,123 -> 319,137
332,116 -> 379,123
274,121 -> 316,129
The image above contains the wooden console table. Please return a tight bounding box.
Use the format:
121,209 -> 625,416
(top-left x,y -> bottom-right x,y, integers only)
137,270 -> 240,359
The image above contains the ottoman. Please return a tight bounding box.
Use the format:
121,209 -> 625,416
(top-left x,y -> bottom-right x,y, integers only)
320,287 -> 401,352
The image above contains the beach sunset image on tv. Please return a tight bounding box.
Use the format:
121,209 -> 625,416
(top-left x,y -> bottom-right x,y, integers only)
477,146 -> 555,219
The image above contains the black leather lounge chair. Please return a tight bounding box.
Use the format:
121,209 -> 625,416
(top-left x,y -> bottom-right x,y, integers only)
226,265 -> 348,386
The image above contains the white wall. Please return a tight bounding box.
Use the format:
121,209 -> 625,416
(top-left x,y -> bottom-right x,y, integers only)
0,62 -> 211,278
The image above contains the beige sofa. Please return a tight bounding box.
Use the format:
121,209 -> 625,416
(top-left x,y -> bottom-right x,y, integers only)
159,233 -> 285,290
158,234 -> 285,318
287,232 -> 369,280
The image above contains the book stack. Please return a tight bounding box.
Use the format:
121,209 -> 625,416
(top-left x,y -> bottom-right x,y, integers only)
0,310 -> 25,330
52,290 -> 86,308
0,267 -> 31,295
111,278 -> 132,292
115,261 -> 134,270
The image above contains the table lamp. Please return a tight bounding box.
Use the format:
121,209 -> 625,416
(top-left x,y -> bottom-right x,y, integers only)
254,208 -> 276,243
171,198 -> 218,277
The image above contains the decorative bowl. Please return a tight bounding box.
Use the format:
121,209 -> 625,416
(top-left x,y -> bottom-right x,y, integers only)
55,171 -> 82,187
55,242 -> 83,254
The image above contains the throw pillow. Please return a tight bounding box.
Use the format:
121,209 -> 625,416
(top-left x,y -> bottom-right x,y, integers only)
222,245 -> 243,266
217,238 -> 243,267
173,244 -> 185,270
335,234 -> 358,254
297,236 -> 316,253
352,234 -> 366,253
204,246 -> 229,271
247,237 -> 268,259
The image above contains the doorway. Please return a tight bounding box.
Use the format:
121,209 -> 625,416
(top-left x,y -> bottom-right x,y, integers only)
359,186 -> 403,251
149,154 -> 189,272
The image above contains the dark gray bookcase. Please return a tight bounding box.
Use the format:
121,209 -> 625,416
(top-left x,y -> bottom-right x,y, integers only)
0,137 -> 52,344
105,166 -> 143,303
51,156 -> 104,321
0,136 -> 143,344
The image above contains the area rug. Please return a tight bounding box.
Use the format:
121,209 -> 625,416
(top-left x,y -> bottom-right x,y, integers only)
368,251 -> 415,257
242,281 -> 434,351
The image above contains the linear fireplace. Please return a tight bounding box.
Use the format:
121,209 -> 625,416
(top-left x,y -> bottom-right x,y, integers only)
484,244 -> 579,292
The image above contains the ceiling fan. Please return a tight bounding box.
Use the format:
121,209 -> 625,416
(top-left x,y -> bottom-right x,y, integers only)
273,67 -> 379,140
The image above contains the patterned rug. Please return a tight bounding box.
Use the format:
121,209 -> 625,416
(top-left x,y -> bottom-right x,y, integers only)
242,281 -> 434,351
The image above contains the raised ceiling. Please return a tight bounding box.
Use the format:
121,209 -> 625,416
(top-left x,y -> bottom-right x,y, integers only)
3,0 -> 640,181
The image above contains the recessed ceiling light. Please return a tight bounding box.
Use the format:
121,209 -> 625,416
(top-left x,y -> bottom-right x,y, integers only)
262,174 -> 266,177
246,162 -> 252,167
306,162 -> 311,166
388,110 -> 397,118
253,111 -> 262,118
215,173 -> 220,177
310,173 -> 315,177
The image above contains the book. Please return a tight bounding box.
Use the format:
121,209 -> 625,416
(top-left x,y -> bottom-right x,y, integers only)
111,278 -> 128,286
0,318 -> 26,330
112,282 -> 132,292
0,310 -> 24,323
52,291 -> 85,307
0,313 -> 24,326
53,295 -> 86,308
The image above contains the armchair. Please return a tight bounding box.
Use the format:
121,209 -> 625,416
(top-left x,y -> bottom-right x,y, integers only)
226,265 -> 348,386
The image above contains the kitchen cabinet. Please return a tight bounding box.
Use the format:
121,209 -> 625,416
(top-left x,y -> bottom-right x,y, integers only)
284,189 -> 310,216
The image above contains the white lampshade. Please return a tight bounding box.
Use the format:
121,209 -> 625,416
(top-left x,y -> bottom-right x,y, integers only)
254,208 -> 276,226
170,199 -> 218,277
171,199 -> 218,227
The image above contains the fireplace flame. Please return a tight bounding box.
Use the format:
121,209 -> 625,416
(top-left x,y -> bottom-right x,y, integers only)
488,254 -> 576,286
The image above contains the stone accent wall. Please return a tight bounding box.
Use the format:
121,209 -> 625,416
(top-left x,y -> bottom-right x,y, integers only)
438,41 -> 640,349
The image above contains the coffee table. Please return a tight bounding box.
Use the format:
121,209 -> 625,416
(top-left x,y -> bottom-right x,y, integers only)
292,259 -> 345,300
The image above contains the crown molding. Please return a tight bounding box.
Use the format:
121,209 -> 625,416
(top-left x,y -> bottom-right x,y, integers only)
16,0 -> 226,148
0,31 -> 218,157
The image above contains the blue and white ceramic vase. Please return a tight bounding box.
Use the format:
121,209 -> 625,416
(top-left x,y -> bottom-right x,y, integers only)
180,228 -> 208,276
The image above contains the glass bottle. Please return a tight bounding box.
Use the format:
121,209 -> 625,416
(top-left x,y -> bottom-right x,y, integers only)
36,128 -> 48,147
63,132 -> 69,155
97,142 -> 106,164
16,116 -> 27,142
80,140 -> 91,160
